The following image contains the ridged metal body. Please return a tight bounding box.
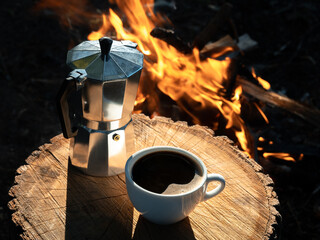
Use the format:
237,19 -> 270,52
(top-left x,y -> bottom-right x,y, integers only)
58,38 -> 143,176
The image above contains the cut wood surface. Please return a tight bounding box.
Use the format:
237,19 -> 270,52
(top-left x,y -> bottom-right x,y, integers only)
8,114 -> 280,240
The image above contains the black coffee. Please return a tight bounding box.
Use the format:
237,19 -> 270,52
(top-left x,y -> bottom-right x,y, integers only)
132,151 -> 203,195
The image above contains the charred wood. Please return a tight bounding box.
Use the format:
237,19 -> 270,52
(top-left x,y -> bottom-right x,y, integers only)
238,77 -> 320,127
200,34 -> 258,60
193,3 -> 233,50
150,27 -> 192,54
200,35 -> 236,58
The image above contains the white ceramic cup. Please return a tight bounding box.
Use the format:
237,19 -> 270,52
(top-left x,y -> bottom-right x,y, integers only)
125,146 -> 225,225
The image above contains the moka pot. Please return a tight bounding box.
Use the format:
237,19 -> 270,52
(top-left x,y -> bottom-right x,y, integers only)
57,37 -> 144,176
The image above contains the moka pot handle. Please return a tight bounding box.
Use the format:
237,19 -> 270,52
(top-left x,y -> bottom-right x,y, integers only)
57,69 -> 87,138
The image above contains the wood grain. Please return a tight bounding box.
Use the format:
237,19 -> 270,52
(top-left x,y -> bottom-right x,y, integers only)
8,114 -> 280,239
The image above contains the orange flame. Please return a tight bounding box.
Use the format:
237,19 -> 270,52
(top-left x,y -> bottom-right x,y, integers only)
263,152 -> 296,162
88,14 -> 112,40
36,0 -> 276,158
252,68 -> 271,90
299,153 -> 304,160
253,102 -> 269,124
84,0 -> 254,154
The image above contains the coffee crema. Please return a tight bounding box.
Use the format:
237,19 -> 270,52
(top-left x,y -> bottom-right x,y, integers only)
132,151 -> 203,195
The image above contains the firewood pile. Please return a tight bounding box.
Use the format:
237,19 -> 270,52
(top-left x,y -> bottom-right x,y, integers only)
1,0 -> 320,239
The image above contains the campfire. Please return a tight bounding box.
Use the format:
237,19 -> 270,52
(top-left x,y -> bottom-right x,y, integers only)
35,0 -> 320,164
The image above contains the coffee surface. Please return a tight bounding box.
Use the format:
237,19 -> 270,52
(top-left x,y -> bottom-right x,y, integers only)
132,151 -> 203,195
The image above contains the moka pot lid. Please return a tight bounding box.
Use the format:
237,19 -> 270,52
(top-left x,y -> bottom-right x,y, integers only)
67,37 -> 143,81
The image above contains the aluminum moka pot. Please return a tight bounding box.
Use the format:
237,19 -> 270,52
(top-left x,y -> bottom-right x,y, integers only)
57,37 -> 144,176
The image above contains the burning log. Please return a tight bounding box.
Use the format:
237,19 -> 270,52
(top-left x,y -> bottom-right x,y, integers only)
199,34 -> 258,60
8,114 -> 280,239
238,77 -> 320,126
199,35 -> 236,58
150,29 -> 256,58
150,27 -> 192,54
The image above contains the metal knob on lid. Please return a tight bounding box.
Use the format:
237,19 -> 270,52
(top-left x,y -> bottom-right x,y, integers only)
99,37 -> 113,60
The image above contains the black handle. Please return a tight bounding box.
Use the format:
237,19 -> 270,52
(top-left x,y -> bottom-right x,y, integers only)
57,70 -> 87,138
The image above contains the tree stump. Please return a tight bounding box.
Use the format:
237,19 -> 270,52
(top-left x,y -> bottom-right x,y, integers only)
8,114 -> 280,240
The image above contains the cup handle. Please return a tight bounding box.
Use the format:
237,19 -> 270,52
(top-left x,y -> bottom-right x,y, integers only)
202,173 -> 225,201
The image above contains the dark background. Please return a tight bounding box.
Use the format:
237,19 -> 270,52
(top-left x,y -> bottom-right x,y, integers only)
1,0 -> 320,239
